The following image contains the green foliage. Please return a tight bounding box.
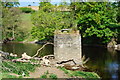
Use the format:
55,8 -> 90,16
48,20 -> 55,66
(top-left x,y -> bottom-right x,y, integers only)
15,13 -> 33,41
1,1 -> 19,8
49,74 -> 58,79
2,7 -> 21,39
31,10 -> 74,40
40,71 -> 58,79
2,73 -> 17,78
2,61 -> 38,77
2,1 -> 119,44
70,2 -> 118,44
40,74 -> 48,78
39,2 -> 54,12
20,7 -> 35,13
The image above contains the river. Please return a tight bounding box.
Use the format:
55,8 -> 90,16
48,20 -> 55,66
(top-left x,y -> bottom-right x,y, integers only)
1,43 -> 120,79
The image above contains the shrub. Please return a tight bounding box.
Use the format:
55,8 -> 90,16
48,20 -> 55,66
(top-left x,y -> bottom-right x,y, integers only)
40,74 -> 47,78
49,74 -> 58,79
20,7 -> 35,13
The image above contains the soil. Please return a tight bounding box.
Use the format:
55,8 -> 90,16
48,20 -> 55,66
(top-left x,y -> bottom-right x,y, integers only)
28,66 -> 69,78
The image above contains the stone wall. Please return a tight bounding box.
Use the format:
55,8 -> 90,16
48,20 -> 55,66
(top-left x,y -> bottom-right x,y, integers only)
54,30 -> 82,64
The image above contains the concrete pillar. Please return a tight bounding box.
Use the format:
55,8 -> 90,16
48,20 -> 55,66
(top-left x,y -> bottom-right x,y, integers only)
54,29 -> 82,64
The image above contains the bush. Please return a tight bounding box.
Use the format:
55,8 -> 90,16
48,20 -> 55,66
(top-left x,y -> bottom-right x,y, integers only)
40,74 -> 47,78
20,7 -> 35,13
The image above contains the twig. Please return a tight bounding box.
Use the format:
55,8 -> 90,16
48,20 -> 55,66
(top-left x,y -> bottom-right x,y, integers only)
83,58 -> 89,64
57,59 -> 76,65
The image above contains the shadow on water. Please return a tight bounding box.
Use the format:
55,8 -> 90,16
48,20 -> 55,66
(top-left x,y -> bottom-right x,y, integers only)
1,43 -> 120,79
82,46 -> 120,80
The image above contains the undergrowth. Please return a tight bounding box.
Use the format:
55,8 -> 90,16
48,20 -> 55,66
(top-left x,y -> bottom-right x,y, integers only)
40,71 -> 58,79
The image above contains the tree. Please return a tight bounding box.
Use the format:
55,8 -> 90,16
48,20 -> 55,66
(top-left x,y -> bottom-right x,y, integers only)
2,7 -> 21,39
1,0 -> 19,8
39,2 -> 54,12
31,10 -> 74,41
70,2 -> 118,44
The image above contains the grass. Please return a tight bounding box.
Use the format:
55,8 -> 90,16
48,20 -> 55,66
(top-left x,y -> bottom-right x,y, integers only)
59,67 -> 100,80
49,74 -> 58,79
17,13 -> 34,41
20,13 -> 33,31
1,56 -> 40,78
40,71 -> 58,79
2,73 -> 17,78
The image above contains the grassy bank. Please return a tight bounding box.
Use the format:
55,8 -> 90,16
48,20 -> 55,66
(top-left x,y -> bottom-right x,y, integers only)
1,56 -> 100,79
59,67 -> 100,80
1,56 -> 40,78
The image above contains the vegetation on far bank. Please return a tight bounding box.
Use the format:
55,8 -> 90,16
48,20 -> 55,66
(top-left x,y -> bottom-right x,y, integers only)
1,1 -> 120,45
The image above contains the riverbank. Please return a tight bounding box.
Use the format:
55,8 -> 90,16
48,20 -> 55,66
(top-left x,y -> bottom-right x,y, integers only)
2,43 -> 120,79
2,62 -> 100,79
1,52 -> 100,79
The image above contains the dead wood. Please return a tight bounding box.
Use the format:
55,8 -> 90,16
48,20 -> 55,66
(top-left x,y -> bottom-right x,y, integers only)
12,58 -> 30,63
57,59 -> 76,65
32,42 -> 53,58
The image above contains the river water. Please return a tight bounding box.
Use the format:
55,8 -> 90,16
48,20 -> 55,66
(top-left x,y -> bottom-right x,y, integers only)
1,43 -> 120,79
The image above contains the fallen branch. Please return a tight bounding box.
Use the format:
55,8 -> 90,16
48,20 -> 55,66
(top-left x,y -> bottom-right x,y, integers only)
32,42 -> 53,58
83,58 -> 89,64
81,55 -> 89,64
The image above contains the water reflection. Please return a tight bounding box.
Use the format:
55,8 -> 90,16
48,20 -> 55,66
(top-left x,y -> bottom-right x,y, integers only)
1,43 -> 120,79
107,62 -> 119,79
2,43 -> 53,57
82,46 -> 120,80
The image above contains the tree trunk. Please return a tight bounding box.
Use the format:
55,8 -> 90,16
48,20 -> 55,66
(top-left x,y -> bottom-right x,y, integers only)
12,25 -> 15,39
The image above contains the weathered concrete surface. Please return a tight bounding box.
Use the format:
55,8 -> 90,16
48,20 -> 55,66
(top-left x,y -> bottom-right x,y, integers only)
54,30 -> 82,64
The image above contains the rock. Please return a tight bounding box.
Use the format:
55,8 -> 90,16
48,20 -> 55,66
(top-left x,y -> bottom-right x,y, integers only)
117,44 -> 120,49
55,64 -> 64,67
41,59 -> 50,66
0,50 -> 9,56
10,53 -> 17,57
107,38 -> 117,48
22,52 -> 32,59
71,66 -> 80,70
